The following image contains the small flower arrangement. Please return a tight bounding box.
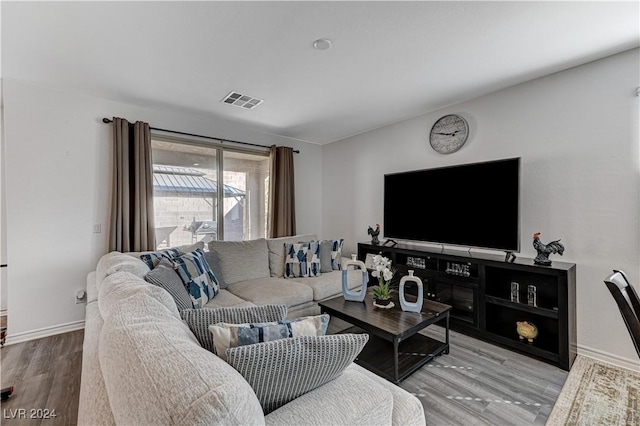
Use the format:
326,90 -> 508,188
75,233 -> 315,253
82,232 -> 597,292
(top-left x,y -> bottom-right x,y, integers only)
371,255 -> 394,302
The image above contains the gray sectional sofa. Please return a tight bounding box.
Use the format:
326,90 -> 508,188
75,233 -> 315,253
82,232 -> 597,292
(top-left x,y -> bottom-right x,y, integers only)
77,234 -> 426,425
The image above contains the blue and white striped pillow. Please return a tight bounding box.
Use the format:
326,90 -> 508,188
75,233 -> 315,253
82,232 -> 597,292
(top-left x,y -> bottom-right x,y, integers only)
173,248 -> 219,308
144,259 -> 194,311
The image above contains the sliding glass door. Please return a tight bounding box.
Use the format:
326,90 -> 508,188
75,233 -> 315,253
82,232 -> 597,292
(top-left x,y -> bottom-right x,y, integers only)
150,137 -> 268,249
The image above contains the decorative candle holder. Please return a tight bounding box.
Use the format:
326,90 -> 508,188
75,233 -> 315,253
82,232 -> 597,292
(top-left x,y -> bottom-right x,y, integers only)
342,254 -> 368,302
399,270 -> 423,312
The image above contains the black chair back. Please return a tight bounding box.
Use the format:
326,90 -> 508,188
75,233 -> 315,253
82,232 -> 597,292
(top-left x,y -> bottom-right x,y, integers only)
604,270 -> 640,358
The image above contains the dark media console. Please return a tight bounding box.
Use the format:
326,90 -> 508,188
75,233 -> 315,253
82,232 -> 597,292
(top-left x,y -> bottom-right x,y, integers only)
358,242 -> 577,370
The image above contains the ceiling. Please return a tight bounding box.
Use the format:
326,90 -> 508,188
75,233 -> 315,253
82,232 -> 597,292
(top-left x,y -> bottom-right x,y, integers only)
2,1 -> 639,144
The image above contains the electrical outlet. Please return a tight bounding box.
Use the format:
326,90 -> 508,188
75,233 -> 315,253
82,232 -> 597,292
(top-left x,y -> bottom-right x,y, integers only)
76,290 -> 87,304
93,224 -> 101,233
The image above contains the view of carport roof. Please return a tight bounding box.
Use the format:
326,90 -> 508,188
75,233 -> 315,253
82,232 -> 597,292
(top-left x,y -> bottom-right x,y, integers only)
152,165 -> 245,198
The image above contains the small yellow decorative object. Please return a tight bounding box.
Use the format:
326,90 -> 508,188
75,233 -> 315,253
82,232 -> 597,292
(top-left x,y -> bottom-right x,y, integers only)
516,321 -> 538,343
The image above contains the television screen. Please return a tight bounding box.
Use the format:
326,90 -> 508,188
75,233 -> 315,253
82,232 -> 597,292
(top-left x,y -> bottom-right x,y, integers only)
383,157 -> 520,252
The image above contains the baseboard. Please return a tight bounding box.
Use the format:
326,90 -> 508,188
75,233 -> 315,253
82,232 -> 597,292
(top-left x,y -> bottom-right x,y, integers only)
4,320 -> 85,345
577,344 -> 640,371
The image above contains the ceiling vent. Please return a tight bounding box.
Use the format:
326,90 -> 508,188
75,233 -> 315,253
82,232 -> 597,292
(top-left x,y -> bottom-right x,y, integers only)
221,91 -> 264,110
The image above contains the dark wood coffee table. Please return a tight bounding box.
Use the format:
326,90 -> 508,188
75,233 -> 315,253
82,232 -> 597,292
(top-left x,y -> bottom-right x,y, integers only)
319,290 -> 451,384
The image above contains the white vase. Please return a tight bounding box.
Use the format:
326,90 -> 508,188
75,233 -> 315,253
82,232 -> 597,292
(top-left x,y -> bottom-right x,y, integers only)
399,270 -> 423,312
342,254 -> 368,302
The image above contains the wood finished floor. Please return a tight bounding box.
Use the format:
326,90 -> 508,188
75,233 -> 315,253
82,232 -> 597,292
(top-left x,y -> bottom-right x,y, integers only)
328,317 -> 568,426
0,320 -> 566,426
1,329 -> 83,426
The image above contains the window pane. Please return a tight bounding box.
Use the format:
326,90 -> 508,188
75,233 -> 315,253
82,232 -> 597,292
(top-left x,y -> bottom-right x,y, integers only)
223,151 -> 269,241
151,139 -> 219,249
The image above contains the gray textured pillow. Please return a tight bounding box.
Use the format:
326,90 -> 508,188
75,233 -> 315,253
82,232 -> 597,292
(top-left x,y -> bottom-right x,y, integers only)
144,259 -> 193,311
203,250 -> 227,289
226,334 -> 369,414
180,305 -> 288,353
319,240 -> 334,273
208,239 -> 270,285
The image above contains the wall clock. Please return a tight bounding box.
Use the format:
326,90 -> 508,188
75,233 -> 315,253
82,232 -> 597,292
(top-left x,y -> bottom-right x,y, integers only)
429,114 -> 469,154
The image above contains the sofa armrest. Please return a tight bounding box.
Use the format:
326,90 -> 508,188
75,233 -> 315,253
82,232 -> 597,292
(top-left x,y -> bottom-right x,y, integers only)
86,271 -> 98,304
78,302 -> 115,426
265,367 -> 393,426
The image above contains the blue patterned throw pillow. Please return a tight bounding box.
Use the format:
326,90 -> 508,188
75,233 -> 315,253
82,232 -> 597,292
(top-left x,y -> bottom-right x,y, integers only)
139,248 -> 181,269
173,248 -> 219,308
284,241 -> 321,278
327,239 -> 344,270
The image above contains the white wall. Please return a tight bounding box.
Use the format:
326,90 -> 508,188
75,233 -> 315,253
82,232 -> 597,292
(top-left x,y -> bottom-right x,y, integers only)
323,49 -> 640,369
3,48 -> 638,369
2,79 -> 322,342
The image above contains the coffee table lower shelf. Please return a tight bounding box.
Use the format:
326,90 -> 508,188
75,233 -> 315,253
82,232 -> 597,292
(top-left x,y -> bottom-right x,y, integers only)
341,325 -> 448,384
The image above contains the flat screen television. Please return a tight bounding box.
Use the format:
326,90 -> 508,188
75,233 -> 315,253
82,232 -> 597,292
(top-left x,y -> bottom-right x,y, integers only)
383,157 -> 520,252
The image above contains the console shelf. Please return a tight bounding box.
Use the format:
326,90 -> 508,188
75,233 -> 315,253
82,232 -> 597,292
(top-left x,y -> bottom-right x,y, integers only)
358,242 -> 577,370
485,296 -> 559,319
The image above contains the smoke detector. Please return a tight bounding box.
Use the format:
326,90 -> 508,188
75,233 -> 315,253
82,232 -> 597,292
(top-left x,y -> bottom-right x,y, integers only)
313,39 -> 332,50
221,91 -> 264,110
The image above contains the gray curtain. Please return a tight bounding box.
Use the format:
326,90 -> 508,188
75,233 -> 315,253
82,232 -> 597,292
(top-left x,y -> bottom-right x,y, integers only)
108,117 -> 156,252
268,145 -> 296,238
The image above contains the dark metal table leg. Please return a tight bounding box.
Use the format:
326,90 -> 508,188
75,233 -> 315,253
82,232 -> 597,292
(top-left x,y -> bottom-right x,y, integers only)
394,337 -> 400,382
444,312 -> 450,354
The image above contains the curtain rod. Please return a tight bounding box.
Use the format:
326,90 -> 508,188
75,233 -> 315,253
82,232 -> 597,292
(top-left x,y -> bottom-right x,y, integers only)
101,118 -> 300,153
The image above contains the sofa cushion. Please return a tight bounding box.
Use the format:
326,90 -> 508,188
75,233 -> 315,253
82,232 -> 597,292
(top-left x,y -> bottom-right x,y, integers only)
144,258 -> 194,311
264,365 -> 394,426
96,251 -> 150,287
98,271 -> 180,321
173,248 -> 219,308
266,234 -> 317,278
203,289 -> 255,309
290,269 -> 363,301
209,314 -> 329,360
139,247 -> 181,269
284,241 -> 321,278
227,277 -> 314,307
203,250 -> 228,289
180,305 -> 288,353
346,363 -> 426,425
99,290 -> 265,425
208,238 -> 270,285
226,334 -> 369,414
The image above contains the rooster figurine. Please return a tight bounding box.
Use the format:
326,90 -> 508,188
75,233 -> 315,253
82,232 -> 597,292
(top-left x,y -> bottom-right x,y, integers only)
368,224 -> 381,245
532,232 -> 564,265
